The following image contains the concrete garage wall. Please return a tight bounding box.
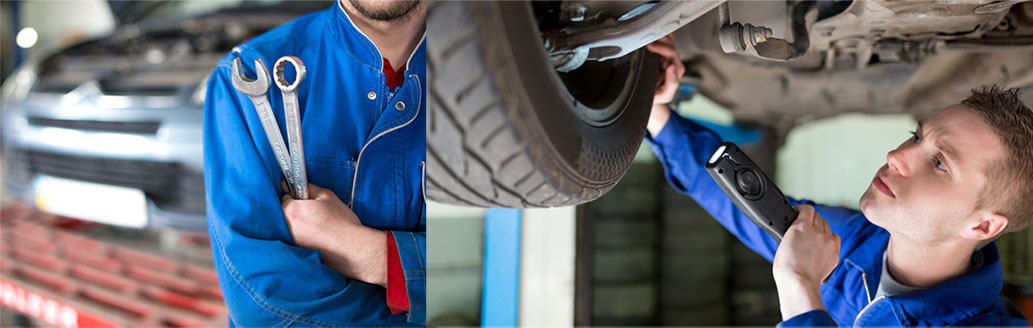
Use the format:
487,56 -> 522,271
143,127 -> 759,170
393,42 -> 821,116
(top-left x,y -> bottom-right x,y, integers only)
426,203 -> 578,326
520,207 -> 576,326
426,202 -> 485,325
776,113 -> 918,210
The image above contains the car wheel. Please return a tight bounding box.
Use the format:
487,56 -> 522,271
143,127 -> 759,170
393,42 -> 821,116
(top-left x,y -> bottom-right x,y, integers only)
427,0 -> 661,207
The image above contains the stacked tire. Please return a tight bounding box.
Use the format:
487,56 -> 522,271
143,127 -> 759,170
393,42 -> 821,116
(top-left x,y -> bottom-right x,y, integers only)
729,242 -> 782,325
729,140 -> 783,325
657,185 -> 731,325
583,162 -> 662,325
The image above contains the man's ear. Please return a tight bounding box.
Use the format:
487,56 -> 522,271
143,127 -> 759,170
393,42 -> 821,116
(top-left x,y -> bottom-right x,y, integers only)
960,210 -> 1009,241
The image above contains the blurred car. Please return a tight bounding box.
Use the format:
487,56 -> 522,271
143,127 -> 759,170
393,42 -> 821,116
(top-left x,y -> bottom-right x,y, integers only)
0,0 -> 325,232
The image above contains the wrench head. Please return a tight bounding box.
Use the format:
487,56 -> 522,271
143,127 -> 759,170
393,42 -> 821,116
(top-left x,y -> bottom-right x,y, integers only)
274,56 -> 306,92
231,57 -> 271,96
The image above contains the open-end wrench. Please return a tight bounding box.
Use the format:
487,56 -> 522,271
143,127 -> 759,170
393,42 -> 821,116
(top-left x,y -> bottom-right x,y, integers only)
230,57 -> 299,198
274,56 -> 308,200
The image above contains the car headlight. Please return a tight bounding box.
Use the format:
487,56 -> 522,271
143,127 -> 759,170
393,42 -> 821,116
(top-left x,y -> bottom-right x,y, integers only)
1,66 -> 37,105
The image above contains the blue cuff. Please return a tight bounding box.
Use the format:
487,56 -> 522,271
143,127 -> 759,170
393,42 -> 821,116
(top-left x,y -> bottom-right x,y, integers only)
390,231 -> 426,324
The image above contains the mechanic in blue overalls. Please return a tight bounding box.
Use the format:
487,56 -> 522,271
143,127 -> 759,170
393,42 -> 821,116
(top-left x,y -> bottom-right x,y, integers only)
203,0 -> 425,325
646,35 -> 1032,326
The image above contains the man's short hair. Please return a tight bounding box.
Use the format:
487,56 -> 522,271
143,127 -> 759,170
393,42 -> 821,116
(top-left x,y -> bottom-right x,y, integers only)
961,85 -> 1033,234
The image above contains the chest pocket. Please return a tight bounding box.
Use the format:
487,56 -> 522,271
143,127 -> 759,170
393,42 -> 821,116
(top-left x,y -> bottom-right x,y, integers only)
305,156 -> 356,205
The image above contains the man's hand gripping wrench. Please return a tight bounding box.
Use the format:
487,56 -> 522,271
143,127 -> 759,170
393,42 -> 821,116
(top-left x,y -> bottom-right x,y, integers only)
273,56 -> 308,200
231,57 -> 301,198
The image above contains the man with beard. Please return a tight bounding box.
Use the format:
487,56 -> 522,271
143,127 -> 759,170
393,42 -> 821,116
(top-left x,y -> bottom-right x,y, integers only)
203,0 -> 425,325
646,35 -> 1031,325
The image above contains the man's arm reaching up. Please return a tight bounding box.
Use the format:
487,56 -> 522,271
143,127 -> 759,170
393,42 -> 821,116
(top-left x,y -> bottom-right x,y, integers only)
644,36 -> 866,262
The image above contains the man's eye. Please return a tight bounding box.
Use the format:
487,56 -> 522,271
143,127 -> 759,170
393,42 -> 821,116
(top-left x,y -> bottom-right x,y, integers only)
933,157 -> 947,172
909,131 -> 921,143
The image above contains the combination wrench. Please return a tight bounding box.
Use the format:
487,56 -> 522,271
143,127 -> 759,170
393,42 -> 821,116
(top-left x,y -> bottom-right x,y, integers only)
230,57 -> 300,198
274,56 -> 309,200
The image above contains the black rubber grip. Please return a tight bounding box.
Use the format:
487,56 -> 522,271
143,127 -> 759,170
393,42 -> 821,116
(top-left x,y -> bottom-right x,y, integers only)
705,142 -> 797,243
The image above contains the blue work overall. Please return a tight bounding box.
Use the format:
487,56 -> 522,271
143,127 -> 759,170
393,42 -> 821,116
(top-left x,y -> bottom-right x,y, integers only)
203,3 -> 426,326
648,112 -> 1028,326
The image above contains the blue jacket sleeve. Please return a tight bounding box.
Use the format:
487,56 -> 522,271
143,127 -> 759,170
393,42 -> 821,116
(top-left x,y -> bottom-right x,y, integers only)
204,60 -> 410,326
776,310 -> 838,327
389,230 -> 426,324
647,112 -> 782,261
647,112 -> 863,262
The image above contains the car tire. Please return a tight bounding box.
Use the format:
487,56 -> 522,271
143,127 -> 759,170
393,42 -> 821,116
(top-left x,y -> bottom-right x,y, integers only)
659,304 -> 729,326
593,246 -> 657,283
592,282 -> 657,325
427,0 -> 661,207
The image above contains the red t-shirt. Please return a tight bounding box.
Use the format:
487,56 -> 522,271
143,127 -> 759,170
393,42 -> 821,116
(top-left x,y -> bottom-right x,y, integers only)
384,58 -> 406,92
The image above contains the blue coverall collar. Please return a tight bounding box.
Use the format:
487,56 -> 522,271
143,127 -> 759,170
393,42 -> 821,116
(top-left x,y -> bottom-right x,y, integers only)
844,230 -> 1005,325
889,242 -> 1004,325
842,229 -> 887,303
332,0 -> 426,74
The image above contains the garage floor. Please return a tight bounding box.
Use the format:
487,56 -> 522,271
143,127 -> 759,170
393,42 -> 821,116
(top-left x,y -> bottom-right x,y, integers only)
1,151 -> 226,326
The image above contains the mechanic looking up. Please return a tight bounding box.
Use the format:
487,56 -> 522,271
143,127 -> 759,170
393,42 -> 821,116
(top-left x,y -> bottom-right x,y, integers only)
646,35 -> 1033,326
203,0 -> 426,325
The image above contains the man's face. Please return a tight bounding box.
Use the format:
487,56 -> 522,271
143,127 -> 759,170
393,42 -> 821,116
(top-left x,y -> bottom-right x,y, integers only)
859,104 -> 1006,245
348,0 -> 420,21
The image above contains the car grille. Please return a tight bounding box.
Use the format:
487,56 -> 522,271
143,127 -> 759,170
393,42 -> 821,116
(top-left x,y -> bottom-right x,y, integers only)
98,81 -> 183,96
14,149 -> 205,214
28,117 -> 161,135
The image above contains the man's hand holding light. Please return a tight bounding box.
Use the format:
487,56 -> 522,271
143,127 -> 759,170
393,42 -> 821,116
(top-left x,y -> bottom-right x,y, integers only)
772,204 -> 841,321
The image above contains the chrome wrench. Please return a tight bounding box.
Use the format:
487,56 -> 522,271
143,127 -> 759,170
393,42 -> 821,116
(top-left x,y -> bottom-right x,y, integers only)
230,57 -> 298,198
274,56 -> 308,200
